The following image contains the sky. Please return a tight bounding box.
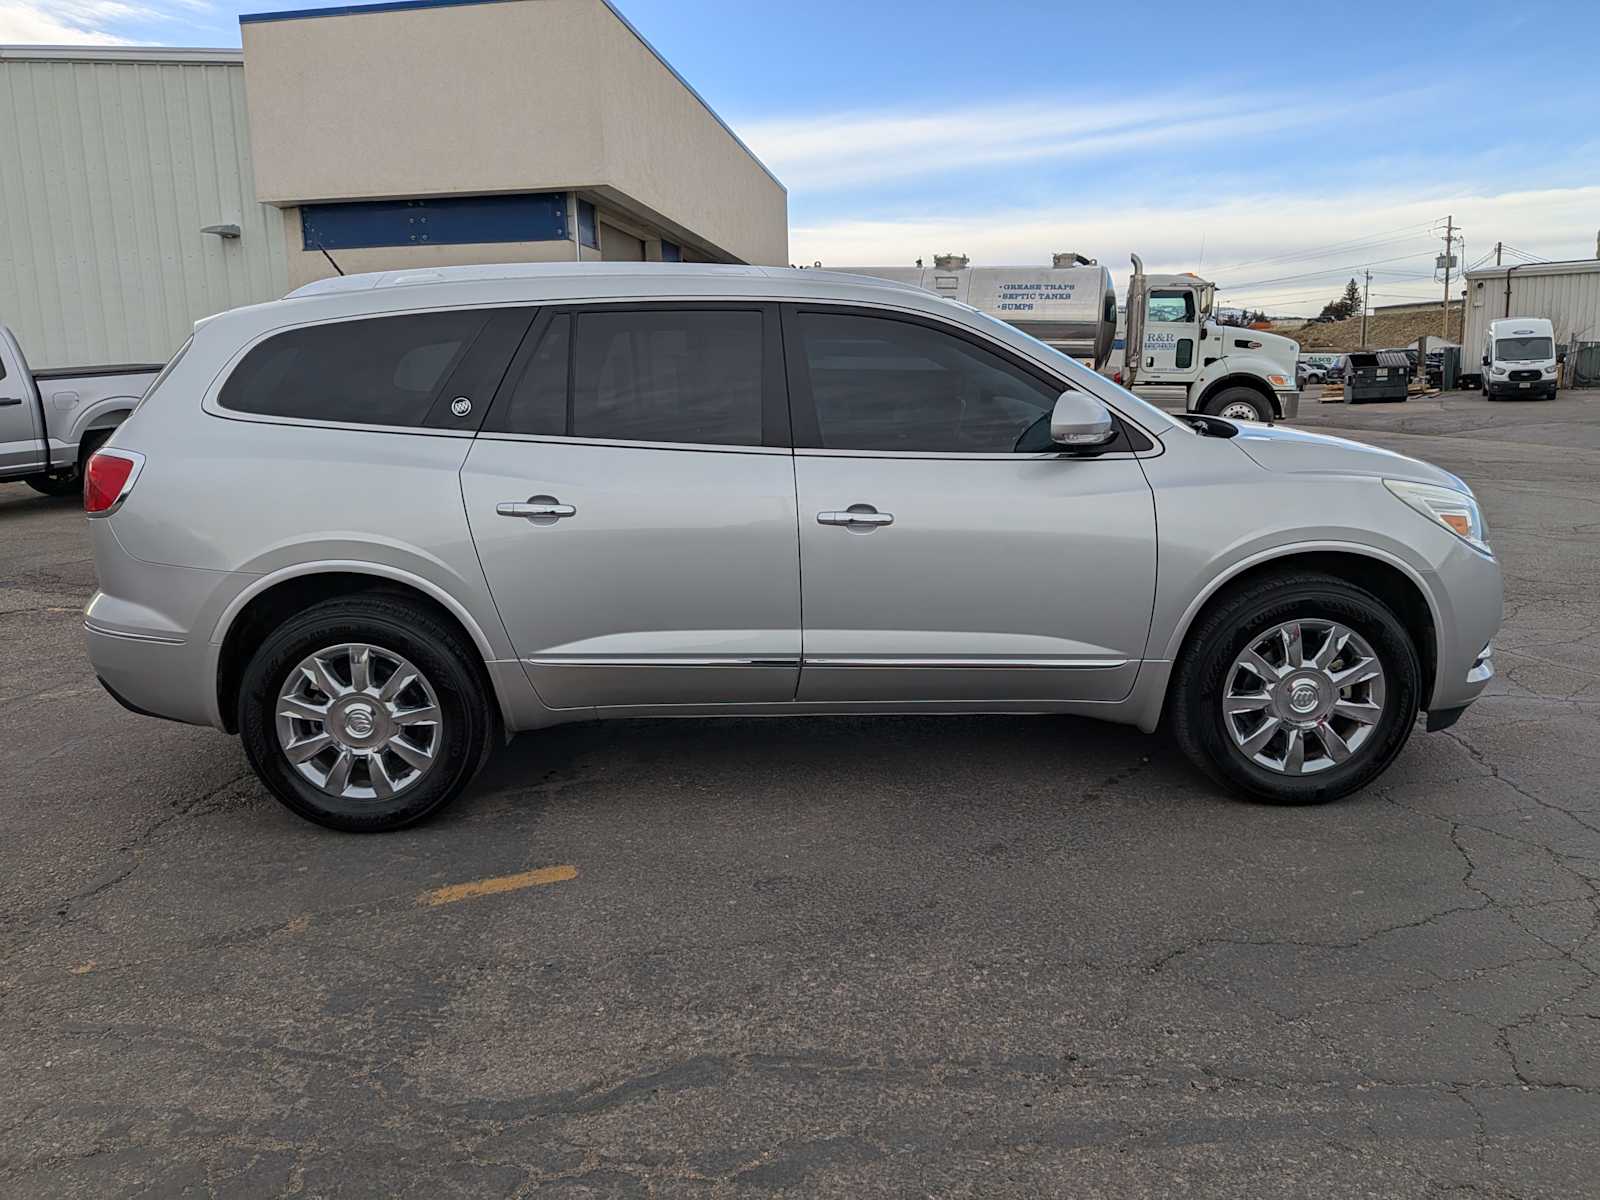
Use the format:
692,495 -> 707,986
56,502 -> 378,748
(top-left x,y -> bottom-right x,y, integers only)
5,0 -> 1599,315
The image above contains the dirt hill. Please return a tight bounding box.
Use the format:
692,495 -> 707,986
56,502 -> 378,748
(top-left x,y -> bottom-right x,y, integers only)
1273,303 -> 1463,352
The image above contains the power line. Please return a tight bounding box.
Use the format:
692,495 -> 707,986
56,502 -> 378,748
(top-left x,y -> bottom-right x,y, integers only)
1219,250 -> 1438,293
1200,220 -> 1441,276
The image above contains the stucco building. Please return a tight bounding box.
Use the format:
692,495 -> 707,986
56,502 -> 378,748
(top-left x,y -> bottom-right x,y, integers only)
0,0 -> 787,367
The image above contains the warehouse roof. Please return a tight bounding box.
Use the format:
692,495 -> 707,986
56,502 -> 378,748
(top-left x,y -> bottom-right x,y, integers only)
0,45 -> 242,63
1464,258 -> 1600,280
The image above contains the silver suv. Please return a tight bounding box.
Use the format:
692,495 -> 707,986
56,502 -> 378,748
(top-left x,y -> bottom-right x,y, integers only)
84,264 -> 1502,831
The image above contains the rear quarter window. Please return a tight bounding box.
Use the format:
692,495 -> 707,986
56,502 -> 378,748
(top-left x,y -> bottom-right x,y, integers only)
219,311 -> 490,426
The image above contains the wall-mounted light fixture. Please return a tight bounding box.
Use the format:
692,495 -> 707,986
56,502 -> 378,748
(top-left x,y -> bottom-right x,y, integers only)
201,223 -> 241,239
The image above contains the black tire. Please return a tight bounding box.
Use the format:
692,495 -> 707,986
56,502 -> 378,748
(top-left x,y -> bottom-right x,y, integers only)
238,594 -> 496,832
1169,573 -> 1422,805
24,429 -> 114,499
1202,387 -> 1273,422
25,469 -> 82,497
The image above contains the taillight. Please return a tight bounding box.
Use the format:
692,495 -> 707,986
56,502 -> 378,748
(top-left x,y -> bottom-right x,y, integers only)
84,450 -> 143,516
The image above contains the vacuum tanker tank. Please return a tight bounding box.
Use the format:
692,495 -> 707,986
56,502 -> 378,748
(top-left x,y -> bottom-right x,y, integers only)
840,252 -> 1119,369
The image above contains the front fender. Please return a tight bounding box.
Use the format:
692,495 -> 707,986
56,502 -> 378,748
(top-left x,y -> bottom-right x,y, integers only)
1194,354 -> 1292,410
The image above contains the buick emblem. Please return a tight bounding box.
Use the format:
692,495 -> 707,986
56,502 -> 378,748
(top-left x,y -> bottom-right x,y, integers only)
450,396 -> 473,418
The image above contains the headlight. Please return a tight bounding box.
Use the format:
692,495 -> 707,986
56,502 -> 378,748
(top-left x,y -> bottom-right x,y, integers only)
1491,365 -> 1508,376
1384,479 -> 1491,555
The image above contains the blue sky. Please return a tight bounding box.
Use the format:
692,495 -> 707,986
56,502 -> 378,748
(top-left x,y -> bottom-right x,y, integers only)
6,0 -> 1599,314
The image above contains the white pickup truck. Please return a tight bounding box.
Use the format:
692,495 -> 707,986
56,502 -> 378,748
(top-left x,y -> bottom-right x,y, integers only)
0,325 -> 161,496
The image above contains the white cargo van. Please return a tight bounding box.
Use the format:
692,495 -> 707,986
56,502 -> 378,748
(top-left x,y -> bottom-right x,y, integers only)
1478,318 -> 1559,401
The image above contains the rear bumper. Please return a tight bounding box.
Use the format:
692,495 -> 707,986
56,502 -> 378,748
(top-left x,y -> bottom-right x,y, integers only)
83,520 -> 257,729
1487,379 -> 1556,397
84,619 -> 215,726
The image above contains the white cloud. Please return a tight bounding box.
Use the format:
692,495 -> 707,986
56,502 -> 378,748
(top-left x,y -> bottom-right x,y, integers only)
787,183 -> 1600,316
741,93 -> 1328,192
0,0 -> 209,44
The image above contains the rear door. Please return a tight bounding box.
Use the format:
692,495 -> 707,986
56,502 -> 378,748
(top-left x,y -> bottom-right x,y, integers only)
783,305 -> 1157,704
460,303 -> 801,709
0,326 -> 45,474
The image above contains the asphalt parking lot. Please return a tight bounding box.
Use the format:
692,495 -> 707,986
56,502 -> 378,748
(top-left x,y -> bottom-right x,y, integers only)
4,389 -> 1599,1198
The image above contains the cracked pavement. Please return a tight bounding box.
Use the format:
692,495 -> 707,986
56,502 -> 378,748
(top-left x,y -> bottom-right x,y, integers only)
2,389 -> 1599,1197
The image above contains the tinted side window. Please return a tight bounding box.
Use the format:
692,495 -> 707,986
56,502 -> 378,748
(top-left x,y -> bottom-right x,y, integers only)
486,314 -> 569,436
573,310 -> 762,446
219,311 -> 488,425
794,311 -> 1063,453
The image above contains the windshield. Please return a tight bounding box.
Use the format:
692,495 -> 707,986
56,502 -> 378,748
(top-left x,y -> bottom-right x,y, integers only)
962,308 -> 1179,433
1496,336 -> 1553,362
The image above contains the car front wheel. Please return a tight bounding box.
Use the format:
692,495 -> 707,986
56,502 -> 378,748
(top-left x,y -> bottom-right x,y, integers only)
1170,573 -> 1422,804
238,594 -> 496,831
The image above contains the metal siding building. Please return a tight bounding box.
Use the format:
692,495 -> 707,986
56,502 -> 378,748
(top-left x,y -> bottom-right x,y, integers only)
0,46 -> 291,368
0,0 -> 787,369
1462,259 -> 1600,375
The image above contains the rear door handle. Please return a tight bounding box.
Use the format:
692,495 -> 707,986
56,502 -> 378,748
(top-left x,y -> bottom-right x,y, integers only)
818,505 -> 893,528
497,497 -> 576,519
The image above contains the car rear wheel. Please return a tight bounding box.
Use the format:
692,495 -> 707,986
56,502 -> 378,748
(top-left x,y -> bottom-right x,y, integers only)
1169,573 -> 1422,805
1203,388 -> 1273,422
238,594 -> 496,831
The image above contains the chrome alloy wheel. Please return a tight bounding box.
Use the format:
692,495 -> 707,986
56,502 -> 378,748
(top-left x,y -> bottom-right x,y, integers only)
1223,620 -> 1386,776
275,643 -> 442,800
1218,400 -> 1263,421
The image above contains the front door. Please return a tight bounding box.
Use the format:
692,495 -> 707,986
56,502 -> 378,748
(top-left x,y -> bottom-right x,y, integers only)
783,307 -> 1157,703
1139,287 -> 1199,387
461,304 -> 800,709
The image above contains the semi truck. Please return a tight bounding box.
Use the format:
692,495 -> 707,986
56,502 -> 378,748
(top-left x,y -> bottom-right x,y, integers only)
0,324 -> 161,496
844,252 -> 1301,422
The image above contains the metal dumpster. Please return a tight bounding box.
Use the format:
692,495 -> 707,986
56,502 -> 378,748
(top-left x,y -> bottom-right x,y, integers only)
1343,351 -> 1411,403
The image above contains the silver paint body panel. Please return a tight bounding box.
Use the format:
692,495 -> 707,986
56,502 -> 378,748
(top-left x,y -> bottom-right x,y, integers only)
81,262 -> 1502,741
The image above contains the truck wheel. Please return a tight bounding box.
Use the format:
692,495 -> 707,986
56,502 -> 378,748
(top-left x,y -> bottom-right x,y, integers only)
1203,388 -> 1272,422
1169,573 -> 1422,805
25,470 -> 83,497
24,430 -> 114,499
238,594 -> 497,832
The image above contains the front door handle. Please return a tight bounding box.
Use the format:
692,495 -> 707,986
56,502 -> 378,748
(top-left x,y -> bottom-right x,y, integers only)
497,496 -> 576,519
0,397 -> 22,407
818,505 -> 893,528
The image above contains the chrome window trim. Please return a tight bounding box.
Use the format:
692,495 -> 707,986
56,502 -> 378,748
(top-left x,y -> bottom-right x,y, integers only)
780,297 -> 1169,446
792,447 -> 1141,463
200,300 -> 548,434
474,432 -> 787,456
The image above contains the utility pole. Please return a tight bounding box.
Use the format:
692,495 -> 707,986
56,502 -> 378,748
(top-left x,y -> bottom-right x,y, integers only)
1495,241 -> 1503,266
1361,268 -> 1371,349
1441,215 -> 1455,339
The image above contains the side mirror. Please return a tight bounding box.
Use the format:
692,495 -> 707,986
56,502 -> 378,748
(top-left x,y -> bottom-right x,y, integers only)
1050,391 -> 1116,451
1557,350 -> 1567,364
1481,355 -> 1490,366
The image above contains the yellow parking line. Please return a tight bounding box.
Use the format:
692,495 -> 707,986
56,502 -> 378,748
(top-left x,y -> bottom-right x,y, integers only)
418,864 -> 577,907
